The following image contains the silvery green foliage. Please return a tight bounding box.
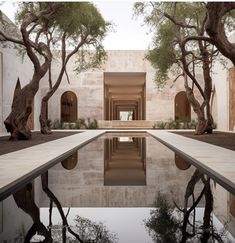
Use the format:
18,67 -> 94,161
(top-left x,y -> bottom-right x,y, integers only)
134,2 -> 233,89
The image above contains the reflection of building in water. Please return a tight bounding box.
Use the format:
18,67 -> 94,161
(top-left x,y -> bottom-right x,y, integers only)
212,183 -> 235,237
104,136 -> 146,185
36,134 -> 202,207
61,152 -> 78,170
175,154 -> 191,170
0,186 -> 33,242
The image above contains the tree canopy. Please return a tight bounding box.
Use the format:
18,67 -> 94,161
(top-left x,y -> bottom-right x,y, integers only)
205,2 -> 235,66
134,2 -> 233,134
0,2 -> 109,139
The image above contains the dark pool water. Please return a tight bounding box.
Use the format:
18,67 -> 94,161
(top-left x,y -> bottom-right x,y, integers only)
0,132 -> 234,242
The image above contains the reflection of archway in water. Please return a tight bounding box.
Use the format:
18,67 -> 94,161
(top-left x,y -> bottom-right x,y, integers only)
61,91 -> 77,122
175,91 -> 191,121
61,152 -> 78,170
13,182 -> 52,241
104,136 -> 146,185
175,154 -> 191,170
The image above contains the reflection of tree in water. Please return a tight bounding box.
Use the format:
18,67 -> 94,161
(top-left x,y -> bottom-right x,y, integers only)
13,182 -> 53,242
13,172 -> 117,243
145,169 -> 227,243
50,216 -> 118,243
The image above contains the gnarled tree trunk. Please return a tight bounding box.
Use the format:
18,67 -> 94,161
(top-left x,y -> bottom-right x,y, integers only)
39,90 -> 54,134
201,178 -> 213,243
1,3 -> 61,140
13,182 -> 52,242
199,39 -> 214,134
206,2 -> 235,66
184,82 -> 207,135
40,79 -> 62,134
5,69 -> 49,140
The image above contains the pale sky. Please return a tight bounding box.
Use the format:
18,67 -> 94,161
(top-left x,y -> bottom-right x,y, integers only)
41,207 -> 153,243
0,1 -> 153,50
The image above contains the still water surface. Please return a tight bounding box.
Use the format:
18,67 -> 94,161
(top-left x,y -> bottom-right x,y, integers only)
0,133 -> 235,242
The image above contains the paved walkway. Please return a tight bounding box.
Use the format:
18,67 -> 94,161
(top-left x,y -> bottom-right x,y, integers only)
0,130 -> 105,201
148,130 -> 235,195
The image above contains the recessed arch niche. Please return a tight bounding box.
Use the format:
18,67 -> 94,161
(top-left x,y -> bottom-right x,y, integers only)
175,91 -> 191,122
61,91 -> 77,122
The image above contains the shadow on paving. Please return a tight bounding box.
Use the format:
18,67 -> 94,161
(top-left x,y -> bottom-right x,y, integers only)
0,131 -> 80,155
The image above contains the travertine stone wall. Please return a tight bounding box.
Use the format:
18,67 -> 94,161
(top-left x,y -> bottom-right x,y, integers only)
44,50 -> 198,125
229,67 -> 235,130
212,183 -> 235,237
0,52 -> 3,132
40,52 -> 104,123
0,47 -> 34,133
1,46 -> 233,131
0,196 -> 32,242
211,61 -> 230,131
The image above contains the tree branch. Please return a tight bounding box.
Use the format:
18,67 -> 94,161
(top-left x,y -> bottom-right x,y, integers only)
0,30 -> 25,46
65,67 -> 70,84
164,12 -> 197,29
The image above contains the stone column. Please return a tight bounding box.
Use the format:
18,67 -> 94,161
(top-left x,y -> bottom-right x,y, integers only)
229,67 -> 235,130
0,53 -> 3,133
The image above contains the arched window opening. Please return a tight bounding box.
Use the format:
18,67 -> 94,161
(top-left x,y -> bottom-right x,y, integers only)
175,91 -> 191,122
61,91 -> 77,122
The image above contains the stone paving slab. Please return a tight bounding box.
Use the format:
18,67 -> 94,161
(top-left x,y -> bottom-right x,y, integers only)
0,130 -> 105,201
148,130 -> 235,195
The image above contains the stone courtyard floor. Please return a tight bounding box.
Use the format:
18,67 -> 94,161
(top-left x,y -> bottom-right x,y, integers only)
1,130 -> 235,156
0,131 -> 79,155
173,131 -> 235,151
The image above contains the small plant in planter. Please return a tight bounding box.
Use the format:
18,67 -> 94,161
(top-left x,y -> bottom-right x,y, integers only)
158,121 -> 166,129
87,118 -> 98,129
52,119 -> 63,129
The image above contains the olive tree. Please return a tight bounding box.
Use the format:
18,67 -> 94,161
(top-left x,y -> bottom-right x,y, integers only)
0,2 -> 108,139
134,2 -> 222,134
206,2 -> 235,66
39,2 -> 108,134
0,3 -> 62,140
145,172 -> 224,243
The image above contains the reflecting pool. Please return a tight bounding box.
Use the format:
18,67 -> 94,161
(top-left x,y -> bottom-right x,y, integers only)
0,132 -> 235,242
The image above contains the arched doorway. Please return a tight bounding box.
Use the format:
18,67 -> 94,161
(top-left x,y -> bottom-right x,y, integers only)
175,91 -> 191,121
61,91 -> 77,122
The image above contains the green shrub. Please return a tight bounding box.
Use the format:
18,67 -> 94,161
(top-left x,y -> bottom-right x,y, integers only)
153,121 -> 166,129
188,119 -> 197,129
52,119 -> 63,129
47,119 -> 52,129
87,118 -> 98,129
153,119 -> 198,130
78,118 -> 87,129
69,123 -> 76,129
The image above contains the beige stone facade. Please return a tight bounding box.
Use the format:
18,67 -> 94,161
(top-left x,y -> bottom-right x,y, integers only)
0,33 -> 235,132
38,50 -> 200,129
